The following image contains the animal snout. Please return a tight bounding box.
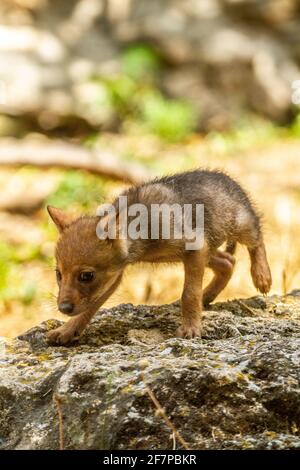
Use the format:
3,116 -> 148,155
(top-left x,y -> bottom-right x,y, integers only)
59,302 -> 74,314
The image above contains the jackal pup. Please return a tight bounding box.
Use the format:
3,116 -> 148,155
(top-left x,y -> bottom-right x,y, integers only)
47,170 -> 272,344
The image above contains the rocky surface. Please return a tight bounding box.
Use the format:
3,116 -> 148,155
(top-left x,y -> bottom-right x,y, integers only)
0,0 -> 300,131
1,292 -> 300,450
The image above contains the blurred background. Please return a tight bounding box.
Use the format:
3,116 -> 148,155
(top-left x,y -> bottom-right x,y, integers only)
1,0 -> 300,338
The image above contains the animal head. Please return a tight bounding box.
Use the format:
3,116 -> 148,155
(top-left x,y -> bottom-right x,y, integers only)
47,206 -> 127,317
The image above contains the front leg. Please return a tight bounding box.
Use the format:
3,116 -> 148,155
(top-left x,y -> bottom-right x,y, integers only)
47,273 -> 123,346
46,312 -> 93,345
177,248 -> 206,339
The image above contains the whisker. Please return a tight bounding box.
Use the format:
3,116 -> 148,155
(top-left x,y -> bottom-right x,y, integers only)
42,302 -> 58,314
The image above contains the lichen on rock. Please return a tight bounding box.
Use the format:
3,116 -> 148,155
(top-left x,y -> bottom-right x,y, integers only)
0,292 -> 300,450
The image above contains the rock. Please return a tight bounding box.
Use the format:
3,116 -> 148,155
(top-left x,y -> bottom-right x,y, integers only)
222,0 -> 298,26
1,293 -> 300,450
1,0 -> 300,130
161,66 -> 234,131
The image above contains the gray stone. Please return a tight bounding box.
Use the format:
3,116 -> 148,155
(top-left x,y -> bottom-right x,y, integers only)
1,0 -> 300,129
222,0 -> 298,26
1,293 -> 300,450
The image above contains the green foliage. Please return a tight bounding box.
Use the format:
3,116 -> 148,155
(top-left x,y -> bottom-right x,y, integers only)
93,80 -> 197,142
104,75 -> 138,117
121,44 -> 161,81
0,251 -> 9,294
290,112 -> 300,137
46,171 -> 107,210
2,281 -> 37,305
206,118 -> 280,156
0,241 -> 41,264
140,92 -> 196,142
0,242 -> 37,304
88,43 -> 198,142
91,75 -> 197,142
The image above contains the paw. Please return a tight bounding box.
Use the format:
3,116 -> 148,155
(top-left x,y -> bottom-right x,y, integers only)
46,326 -> 79,345
251,267 -> 272,294
176,324 -> 202,339
202,292 -> 214,308
217,250 -> 236,266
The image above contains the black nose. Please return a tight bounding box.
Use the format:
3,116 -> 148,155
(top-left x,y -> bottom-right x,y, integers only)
59,302 -> 74,314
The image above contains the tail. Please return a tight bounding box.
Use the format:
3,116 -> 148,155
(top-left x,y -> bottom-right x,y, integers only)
226,241 -> 237,255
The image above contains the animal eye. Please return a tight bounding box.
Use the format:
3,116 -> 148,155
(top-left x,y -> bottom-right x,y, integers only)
56,269 -> 62,282
79,271 -> 95,283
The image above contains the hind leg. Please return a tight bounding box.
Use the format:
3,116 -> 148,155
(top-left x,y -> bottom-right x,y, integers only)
203,250 -> 235,307
248,240 -> 272,294
177,248 -> 207,339
236,212 -> 272,294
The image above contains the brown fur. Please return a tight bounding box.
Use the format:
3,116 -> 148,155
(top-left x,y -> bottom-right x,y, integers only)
47,169 -> 272,344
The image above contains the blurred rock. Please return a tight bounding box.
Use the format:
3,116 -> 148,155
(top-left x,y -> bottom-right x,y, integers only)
0,212 -> 45,244
250,50 -> 293,120
1,293 -> 300,449
0,0 -> 299,131
222,0 -> 298,26
0,172 -> 57,214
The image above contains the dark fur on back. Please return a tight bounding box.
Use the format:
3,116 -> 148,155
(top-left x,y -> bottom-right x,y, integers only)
158,170 -> 259,224
120,169 -> 262,253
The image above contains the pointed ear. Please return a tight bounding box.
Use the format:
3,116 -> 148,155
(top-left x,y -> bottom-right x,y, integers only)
47,206 -> 75,233
96,206 -> 129,258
